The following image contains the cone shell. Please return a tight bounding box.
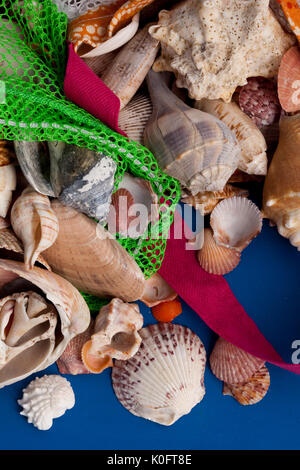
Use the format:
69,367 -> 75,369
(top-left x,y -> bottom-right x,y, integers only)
223,365 -> 270,406
112,323 -> 206,426
210,197 -> 262,251
140,273 -> 177,307
278,46 -> 300,112
118,92 -> 152,144
197,228 -> 241,276
210,337 -> 265,385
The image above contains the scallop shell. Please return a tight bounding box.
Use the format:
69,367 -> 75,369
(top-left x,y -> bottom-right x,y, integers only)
140,273 -> 177,307
223,365 -> 270,406
278,46 -> 300,113
18,375 -> 75,430
118,92 -> 152,144
11,187 -> 59,270
210,337 -> 265,385
197,228 -> 241,276
112,323 -> 206,426
210,197 -> 263,252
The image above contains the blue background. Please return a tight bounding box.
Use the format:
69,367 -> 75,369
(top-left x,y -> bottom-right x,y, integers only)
0,221 -> 299,450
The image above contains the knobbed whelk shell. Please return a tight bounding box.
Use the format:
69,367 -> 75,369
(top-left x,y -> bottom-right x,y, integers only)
144,70 -> 240,194
263,114 -> 300,250
43,201 -> 145,301
196,99 -> 267,176
11,187 -> 59,270
223,365 -> 270,406
149,0 -> 295,102
112,323 -> 206,426
18,375 -> 75,430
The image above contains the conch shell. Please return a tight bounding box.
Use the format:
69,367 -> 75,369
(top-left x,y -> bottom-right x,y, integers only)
43,201 -> 145,300
196,99 -> 267,176
10,187 -> 59,270
148,0 -> 295,102
144,70 -> 240,194
263,114 -> 300,250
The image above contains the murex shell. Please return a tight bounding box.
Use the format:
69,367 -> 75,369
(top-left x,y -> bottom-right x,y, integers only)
149,0 -> 295,102
18,375 -> 75,430
112,323 -> 206,426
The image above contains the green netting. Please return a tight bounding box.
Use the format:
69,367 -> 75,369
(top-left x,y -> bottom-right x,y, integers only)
0,0 -> 181,286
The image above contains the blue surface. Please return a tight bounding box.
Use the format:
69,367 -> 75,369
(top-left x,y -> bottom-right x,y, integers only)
0,221 -> 300,450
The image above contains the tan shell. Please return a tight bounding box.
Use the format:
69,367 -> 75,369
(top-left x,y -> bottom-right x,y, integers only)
196,99 -> 267,176
11,187 -> 59,270
223,365 -> 270,406
140,272 -> 177,307
0,163 -> 16,218
0,140 -> 16,167
263,114 -> 300,250
118,92 -> 152,144
83,50 -> 117,77
101,25 -> 159,109
43,201 -> 145,301
149,0 -> 295,102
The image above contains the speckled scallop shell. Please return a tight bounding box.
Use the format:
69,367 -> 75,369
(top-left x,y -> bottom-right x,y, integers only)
210,337 -> 265,385
112,323 -> 206,426
278,46 -> 300,113
223,365 -> 270,406
210,197 -> 262,252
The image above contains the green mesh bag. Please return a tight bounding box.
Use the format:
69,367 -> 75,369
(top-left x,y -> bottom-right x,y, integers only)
0,0 -> 181,294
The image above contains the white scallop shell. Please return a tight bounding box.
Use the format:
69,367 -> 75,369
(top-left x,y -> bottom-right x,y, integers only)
112,323 -> 206,426
18,375 -> 75,431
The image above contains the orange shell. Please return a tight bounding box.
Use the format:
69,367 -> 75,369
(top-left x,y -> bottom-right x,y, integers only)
108,188 -> 135,235
107,0 -> 155,37
56,322 -> 94,375
223,365 -> 270,405
278,46 -> 300,112
197,228 -> 241,275
81,339 -> 113,374
280,1 -> 300,41
210,337 -> 265,384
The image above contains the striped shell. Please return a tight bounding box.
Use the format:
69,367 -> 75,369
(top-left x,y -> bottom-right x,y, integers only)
112,323 -> 206,426
278,46 -> 300,113
210,337 -> 265,385
223,365 -> 270,406
118,92 -> 152,144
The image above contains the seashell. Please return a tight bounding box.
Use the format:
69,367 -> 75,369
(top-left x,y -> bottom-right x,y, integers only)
106,172 -> 159,237
279,0 -> 300,41
181,185 -> 249,216
53,0 -> 110,19
228,170 -> 265,184
223,365 -> 270,406
278,46 -> 300,113
263,114 -> 300,250
0,140 -> 15,167
0,259 -> 90,388
269,0 -> 293,33
43,200 -> 145,301
13,141 -> 54,197
118,92 -> 152,144
11,187 -> 59,270
101,26 -> 159,109
239,77 -> 282,128
83,50 -> 118,76
210,337 -> 265,385
107,0 -> 155,37
197,228 -> 241,276
56,321 -> 94,375
140,272 -> 177,307
144,70 -> 240,195
82,298 -> 143,373
196,99 -> 267,176
0,163 -> 16,218
18,375 -> 75,430
210,197 -> 263,252
112,323 -> 206,426
0,217 -> 9,230
148,0 -> 295,102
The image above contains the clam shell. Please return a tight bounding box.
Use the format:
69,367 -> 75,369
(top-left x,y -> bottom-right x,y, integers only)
140,272 -> 177,307
223,365 -> 270,406
210,197 -> 262,251
118,92 -> 152,144
112,323 -> 206,426
278,46 -> 300,113
210,337 -> 265,385
197,228 -> 241,276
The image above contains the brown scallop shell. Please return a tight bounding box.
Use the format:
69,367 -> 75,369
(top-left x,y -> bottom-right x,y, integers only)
223,365 -> 270,405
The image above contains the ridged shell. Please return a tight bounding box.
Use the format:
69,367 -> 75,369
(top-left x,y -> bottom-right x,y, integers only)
210,197 -> 262,251
118,92 -> 152,144
210,337 -> 265,385
223,365 -> 270,406
83,51 -> 117,76
112,323 -> 206,426
197,228 -> 241,276
18,375 -> 75,430
278,46 -> 300,113
140,273 -> 177,307
11,187 -> 59,270
56,322 -> 94,375
144,70 -> 240,195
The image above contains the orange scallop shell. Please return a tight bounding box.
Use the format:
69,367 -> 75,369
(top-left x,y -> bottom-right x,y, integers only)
223,365 -> 270,405
278,46 -> 300,112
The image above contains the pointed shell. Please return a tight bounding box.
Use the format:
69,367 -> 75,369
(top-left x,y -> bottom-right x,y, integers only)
210,197 -> 262,251
18,375 -> 75,430
11,187 -> 59,269
197,228 -> 241,276
112,323 -> 206,426
140,273 -> 177,307
278,46 -> 300,112
210,337 -> 265,385
223,365 -> 270,406
118,92 -> 152,144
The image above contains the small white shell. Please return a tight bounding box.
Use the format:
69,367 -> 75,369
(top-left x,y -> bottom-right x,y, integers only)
18,375 -> 75,430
